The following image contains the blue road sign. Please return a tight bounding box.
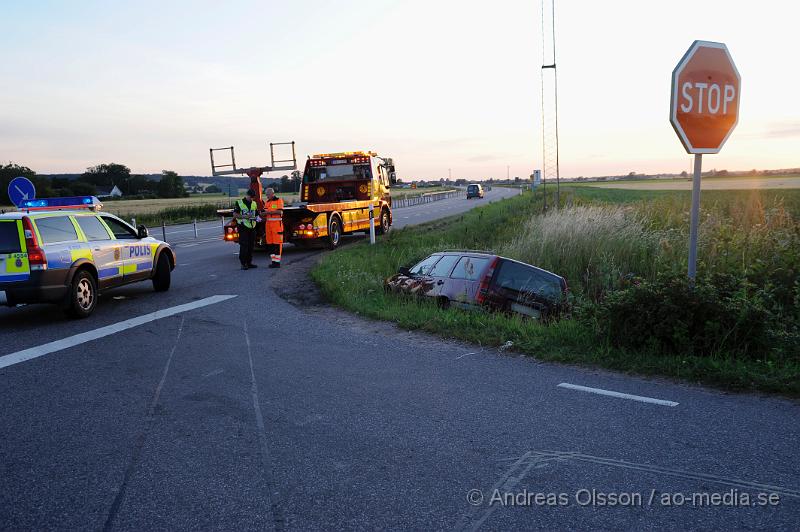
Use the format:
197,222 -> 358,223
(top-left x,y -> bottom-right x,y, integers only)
8,177 -> 36,208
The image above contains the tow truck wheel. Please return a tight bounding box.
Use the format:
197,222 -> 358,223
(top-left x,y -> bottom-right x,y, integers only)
152,252 -> 171,292
377,208 -> 391,235
64,269 -> 97,319
328,217 -> 342,250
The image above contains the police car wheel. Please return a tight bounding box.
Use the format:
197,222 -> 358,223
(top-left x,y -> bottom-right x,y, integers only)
65,270 -> 97,319
152,253 -> 171,292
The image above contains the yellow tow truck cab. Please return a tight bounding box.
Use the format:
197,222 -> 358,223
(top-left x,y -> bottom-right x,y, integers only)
289,151 -> 396,248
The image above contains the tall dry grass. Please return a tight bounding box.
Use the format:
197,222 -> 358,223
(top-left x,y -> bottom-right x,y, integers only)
498,205 -> 676,299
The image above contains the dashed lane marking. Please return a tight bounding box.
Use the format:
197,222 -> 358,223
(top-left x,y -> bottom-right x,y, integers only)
0,295 -> 237,370
557,383 -> 679,407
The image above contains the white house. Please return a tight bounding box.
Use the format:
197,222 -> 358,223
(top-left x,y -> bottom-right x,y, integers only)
96,185 -> 123,199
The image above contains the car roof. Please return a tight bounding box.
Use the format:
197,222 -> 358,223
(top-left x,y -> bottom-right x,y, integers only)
436,249 -> 496,257
423,252 -> 564,280
0,209 -> 111,220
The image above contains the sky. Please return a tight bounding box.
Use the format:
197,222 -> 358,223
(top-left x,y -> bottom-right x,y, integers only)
1,0 -> 798,181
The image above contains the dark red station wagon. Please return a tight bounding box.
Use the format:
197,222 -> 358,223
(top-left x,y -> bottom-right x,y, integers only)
385,251 -> 568,319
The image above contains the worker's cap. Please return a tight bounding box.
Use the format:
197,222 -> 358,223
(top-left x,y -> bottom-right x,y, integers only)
246,189 -> 257,197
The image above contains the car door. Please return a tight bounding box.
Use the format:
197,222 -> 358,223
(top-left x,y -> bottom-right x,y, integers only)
99,215 -> 150,281
75,215 -> 121,288
424,253 -> 461,298
33,214 -> 84,273
446,255 -> 491,306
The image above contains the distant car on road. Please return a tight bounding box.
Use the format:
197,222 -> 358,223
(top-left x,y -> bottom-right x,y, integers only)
385,251 -> 567,320
0,196 -> 175,318
466,184 -> 484,199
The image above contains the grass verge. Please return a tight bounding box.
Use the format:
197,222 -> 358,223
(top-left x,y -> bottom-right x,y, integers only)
312,189 -> 800,397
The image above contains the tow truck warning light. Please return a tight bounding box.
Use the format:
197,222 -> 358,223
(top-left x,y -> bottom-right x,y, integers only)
21,196 -> 103,211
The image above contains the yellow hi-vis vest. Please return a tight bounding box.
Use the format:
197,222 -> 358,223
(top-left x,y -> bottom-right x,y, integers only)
237,199 -> 258,229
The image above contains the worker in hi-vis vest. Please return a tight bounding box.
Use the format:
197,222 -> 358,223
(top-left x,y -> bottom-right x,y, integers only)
264,188 -> 284,268
234,189 -> 260,270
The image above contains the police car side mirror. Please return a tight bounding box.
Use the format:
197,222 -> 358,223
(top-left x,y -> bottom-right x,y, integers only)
137,225 -> 149,239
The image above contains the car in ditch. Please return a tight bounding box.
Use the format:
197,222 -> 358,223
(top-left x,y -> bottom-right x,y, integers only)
385,251 -> 567,320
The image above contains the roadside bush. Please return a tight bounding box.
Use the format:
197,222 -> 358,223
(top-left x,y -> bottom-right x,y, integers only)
588,274 -> 779,360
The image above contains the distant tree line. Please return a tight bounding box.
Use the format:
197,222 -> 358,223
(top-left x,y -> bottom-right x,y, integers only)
0,162 -> 189,205
265,170 -> 302,194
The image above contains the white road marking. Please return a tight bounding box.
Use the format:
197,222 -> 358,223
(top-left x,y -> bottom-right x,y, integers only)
0,295 -> 237,370
557,383 -> 679,407
455,352 -> 477,360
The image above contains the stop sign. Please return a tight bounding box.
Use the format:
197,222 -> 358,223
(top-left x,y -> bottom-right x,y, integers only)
670,40 -> 741,154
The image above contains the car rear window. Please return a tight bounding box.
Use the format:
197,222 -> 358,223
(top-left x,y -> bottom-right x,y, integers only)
77,216 -> 112,241
35,216 -> 78,244
450,256 -> 490,281
410,254 -> 441,275
0,221 -> 21,253
493,260 -> 563,300
468,185 -> 478,191
428,254 -> 460,277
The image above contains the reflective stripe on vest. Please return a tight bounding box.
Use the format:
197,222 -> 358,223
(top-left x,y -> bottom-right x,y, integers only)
237,199 -> 257,229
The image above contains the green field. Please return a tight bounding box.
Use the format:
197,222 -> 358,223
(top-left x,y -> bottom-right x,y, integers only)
570,175 -> 800,190
312,186 -> 800,396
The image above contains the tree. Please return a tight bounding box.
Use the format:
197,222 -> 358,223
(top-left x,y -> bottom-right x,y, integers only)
680,170 -> 688,178
157,170 -> 188,198
290,170 -> 302,193
70,181 -> 98,196
205,185 -> 222,194
126,175 -> 154,196
82,163 -> 131,188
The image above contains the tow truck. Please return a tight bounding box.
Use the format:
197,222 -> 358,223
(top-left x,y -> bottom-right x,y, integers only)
210,144 -> 397,249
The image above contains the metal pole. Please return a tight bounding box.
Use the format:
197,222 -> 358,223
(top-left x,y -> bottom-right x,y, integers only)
161,220 -> 167,242
687,154 -> 702,281
221,215 -> 225,230
369,178 -> 376,245
193,219 -> 198,238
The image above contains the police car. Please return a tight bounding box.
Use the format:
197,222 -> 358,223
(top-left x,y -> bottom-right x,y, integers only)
0,196 -> 175,318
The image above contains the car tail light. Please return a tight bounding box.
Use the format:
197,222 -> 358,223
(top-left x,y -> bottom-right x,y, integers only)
476,257 -> 499,304
22,216 -> 47,271
298,224 -> 305,230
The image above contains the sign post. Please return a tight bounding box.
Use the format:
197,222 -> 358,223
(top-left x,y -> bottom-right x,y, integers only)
7,177 -> 36,208
670,40 -> 740,280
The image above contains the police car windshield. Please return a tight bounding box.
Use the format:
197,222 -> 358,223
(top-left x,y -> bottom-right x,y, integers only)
0,222 -> 21,253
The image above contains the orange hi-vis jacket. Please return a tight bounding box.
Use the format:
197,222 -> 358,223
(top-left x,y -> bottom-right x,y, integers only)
264,196 -> 284,245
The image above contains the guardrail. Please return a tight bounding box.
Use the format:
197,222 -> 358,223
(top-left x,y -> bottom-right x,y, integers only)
143,190 -> 466,242
392,190 -> 464,209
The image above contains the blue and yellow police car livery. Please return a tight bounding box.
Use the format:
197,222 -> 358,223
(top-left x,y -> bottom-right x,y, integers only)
0,196 -> 175,318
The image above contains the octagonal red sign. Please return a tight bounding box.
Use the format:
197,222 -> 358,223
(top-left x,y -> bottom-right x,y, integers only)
670,40 -> 741,154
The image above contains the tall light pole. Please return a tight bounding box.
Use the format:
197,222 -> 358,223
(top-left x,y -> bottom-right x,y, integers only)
541,0 -> 560,210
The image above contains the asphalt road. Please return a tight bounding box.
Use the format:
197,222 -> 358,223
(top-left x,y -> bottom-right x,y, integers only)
1,186 -> 798,531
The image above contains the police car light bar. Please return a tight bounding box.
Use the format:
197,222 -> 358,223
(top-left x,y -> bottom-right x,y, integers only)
21,196 -> 103,211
